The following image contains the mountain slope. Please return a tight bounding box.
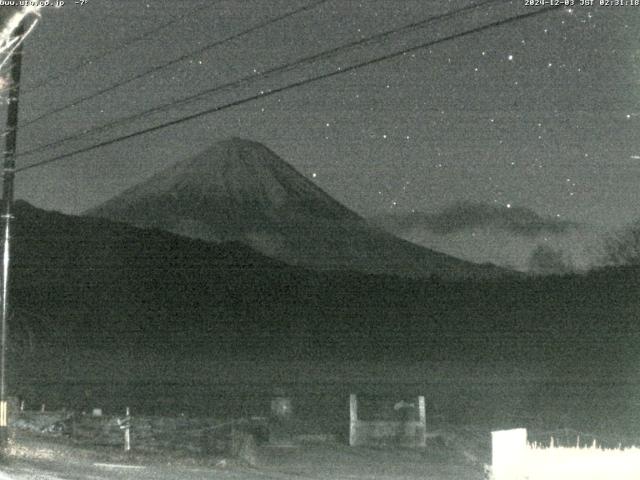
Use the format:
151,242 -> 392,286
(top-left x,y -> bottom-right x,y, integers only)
85,138 -> 507,280
4,200 -> 638,378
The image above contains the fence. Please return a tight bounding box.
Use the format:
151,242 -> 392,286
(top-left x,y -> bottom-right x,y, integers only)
491,428 -> 640,480
16,394 -> 430,452
349,394 -> 427,447
12,407 -> 270,457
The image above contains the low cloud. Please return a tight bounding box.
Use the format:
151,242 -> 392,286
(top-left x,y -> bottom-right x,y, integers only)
375,201 -> 577,238
369,202 -> 608,273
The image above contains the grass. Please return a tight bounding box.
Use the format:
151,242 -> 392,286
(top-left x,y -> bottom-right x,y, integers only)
490,433 -> 640,480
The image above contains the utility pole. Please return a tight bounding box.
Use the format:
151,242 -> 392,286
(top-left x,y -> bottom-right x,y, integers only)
0,20 -> 24,451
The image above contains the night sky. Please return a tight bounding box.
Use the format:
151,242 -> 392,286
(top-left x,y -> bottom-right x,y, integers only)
4,0 -> 640,229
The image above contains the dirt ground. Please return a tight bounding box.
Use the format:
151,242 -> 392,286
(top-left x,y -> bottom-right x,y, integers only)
0,426 -> 488,480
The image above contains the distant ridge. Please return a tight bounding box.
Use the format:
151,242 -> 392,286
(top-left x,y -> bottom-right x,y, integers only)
85,137 -> 508,280
9,199 -> 640,365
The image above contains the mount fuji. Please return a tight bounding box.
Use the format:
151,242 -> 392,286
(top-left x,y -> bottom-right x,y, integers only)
85,138 -> 508,280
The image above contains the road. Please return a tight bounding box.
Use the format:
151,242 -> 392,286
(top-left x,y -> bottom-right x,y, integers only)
0,445 -> 485,480
0,430 -> 485,480
0,457 -> 303,480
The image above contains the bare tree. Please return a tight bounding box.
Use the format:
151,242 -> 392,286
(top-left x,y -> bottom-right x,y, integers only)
528,244 -> 572,275
602,221 -> 640,265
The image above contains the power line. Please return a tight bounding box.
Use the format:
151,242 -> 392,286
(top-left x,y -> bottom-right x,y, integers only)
16,5 -> 560,175
18,0 -> 499,158
19,0 -> 330,129
23,1 -> 223,94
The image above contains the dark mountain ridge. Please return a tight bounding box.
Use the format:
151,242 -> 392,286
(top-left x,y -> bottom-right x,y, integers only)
8,201 -> 640,371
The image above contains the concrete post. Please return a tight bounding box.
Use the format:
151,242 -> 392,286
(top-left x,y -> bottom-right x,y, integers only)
349,394 -> 358,446
417,396 -> 426,447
